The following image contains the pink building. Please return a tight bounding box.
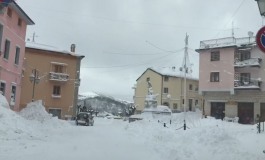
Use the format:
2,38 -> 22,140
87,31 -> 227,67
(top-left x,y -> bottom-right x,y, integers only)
0,2 -> 34,111
196,36 -> 265,124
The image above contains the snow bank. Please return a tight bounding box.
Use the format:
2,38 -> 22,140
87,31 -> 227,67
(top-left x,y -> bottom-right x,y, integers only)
0,94 -> 10,109
19,100 -> 70,128
0,96 -> 70,142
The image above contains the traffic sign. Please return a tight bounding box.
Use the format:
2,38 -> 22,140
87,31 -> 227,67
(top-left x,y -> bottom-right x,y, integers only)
256,26 -> 265,53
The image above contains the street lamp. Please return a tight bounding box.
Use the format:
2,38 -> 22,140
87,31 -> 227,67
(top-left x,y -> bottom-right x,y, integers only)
256,0 -> 265,16
29,69 -> 40,102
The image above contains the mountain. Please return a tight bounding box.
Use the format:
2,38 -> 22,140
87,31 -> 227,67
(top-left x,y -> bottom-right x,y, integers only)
78,92 -> 134,116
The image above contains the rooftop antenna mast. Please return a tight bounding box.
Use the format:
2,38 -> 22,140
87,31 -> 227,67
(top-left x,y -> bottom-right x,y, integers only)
178,33 -> 190,131
31,32 -> 38,42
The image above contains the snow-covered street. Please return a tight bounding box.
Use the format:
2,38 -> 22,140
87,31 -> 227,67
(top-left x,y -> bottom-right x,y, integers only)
1,96 -> 265,160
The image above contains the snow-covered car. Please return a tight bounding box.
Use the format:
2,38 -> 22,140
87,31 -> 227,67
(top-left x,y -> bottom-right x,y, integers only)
76,112 -> 94,126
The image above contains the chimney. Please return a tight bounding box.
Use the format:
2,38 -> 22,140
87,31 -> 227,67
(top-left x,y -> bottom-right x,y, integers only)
71,44 -> 76,53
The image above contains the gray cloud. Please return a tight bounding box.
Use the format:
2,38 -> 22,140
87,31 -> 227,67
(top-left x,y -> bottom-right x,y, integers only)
18,0 -> 262,101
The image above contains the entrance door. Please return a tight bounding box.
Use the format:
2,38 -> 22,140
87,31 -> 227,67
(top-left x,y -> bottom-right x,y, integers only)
238,102 -> 254,124
188,99 -> 193,111
211,102 -> 225,119
49,109 -> 62,119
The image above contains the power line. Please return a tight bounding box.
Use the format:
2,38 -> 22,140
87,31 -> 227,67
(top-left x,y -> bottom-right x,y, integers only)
214,0 -> 246,38
146,40 -> 184,53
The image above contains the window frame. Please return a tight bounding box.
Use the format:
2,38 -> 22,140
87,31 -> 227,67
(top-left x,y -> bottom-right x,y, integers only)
163,87 -> 168,94
210,72 -> 220,82
210,51 -> 220,61
53,85 -> 61,96
7,8 -> 12,18
14,46 -> 20,65
0,82 -> 6,95
189,84 -> 193,90
3,39 -> 11,60
164,76 -> 169,82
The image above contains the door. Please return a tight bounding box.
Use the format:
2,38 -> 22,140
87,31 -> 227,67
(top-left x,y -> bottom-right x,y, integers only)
238,102 -> 254,124
211,102 -> 225,119
188,99 -> 193,111
49,109 -> 62,119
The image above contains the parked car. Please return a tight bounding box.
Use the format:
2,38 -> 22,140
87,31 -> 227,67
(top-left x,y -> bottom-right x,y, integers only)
76,112 -> 94,126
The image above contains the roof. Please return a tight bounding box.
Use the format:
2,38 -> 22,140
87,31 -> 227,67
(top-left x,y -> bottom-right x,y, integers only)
195,36 -> 256,52
26,42 -> 85,59
136,67 -> 198,81
9,1 -> 34,25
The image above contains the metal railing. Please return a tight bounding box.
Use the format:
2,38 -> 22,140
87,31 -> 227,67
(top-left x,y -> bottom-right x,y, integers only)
49,72 -> 69,81
199,37 -> 256,49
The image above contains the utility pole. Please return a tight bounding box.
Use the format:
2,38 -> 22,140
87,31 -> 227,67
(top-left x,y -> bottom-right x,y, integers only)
179,33 -> 189,130
31,32 -> 38,42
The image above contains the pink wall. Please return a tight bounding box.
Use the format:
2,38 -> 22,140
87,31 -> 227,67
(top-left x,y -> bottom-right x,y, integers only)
199,48 -> 235,93
0,7 -> 28,111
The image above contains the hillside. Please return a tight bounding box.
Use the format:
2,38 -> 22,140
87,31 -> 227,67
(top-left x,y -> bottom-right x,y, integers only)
78,92 -> 134,116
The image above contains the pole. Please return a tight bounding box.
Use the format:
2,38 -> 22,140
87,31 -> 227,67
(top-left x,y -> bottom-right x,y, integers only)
183,33 -> 189,130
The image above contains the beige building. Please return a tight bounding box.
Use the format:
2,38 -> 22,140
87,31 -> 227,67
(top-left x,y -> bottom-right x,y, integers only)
133,67 -> 202,113
20,43 -> 84,119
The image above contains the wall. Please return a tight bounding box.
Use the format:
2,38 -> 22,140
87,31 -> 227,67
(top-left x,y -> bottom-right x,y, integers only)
20,48 -> 81,119
0,7 -> 28,111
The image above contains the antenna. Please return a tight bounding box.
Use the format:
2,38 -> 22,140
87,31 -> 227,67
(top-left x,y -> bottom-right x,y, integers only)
31,32 -> 38,42
232,21 -> 234,37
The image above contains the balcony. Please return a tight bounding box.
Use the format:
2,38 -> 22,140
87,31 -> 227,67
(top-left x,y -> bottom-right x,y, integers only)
199,37 -> 255,49
234,79 -> 262,90
49,72 -> 69,82
234,58 -> 262,68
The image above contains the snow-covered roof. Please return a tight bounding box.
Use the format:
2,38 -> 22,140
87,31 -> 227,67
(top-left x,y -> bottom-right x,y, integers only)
26,42 -> 84,58
137,67 -> 198,81
197,36 -> 256,50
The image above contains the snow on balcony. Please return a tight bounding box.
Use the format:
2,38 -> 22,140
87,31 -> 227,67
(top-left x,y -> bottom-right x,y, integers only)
234,79 -> 262,90
49,72 -> 69,81
199,37 -> 255,49
234,58 -> 261,67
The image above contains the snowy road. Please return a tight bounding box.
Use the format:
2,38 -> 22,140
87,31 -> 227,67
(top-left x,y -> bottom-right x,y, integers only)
1,118 -> 162,160
1,100 -> 265,160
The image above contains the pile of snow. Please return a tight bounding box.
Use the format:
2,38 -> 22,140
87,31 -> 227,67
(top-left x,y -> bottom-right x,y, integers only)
0,95 -> 70,142
0,93 -> 10,109
19,100 -> 70,128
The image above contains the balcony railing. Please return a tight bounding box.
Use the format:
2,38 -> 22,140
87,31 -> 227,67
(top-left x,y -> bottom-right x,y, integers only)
199,37 -> 255,49
234,79 -> 262,90
234,58 -> 262,67
49,72 -> 69,81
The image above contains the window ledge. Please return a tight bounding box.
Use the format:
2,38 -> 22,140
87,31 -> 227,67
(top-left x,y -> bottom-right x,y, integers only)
52,95 -> 61,98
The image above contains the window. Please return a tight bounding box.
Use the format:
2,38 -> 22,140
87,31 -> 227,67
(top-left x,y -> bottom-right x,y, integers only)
10,85 -> 16,107
0,82 -> 6,95
3,39 -> 10,60
163,87 -> 168,93
195,86 -> 198,91
189,84 -> 193,90
195,99 -> 199,106
211,51 -> 220,61
7,8 -> 12,17
18,18 -> 22,26
210,72 -> 219,82
173,103 -> 178,109
164,76 -> 169,82
14,47 -> 20,65
240,73 -> 250,84
54,65 -> 63,73
53,85 -> 61,95
240,51 -> 250,61
146,77 -> 150,82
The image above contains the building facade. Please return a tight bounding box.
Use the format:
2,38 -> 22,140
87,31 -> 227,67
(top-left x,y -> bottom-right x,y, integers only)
133,67 -> 202,113
0,2 -> 34,111
19,43 -> 84,119
196,36 -> 265,124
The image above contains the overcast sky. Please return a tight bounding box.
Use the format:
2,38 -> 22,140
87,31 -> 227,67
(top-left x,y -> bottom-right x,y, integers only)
17,0 -> 262,101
